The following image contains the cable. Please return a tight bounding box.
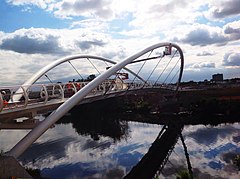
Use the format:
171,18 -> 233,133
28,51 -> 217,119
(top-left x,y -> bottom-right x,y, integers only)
143,55 -> 164,88
104,60 -> 109,67
165,160 -> 181,174
44,74 -> 53,83
128,50 -> 153,90
68,61 -> 84,80
180,133 -> 193,178
163,57 -> 180,84
172,149 -> 187,166
154,50 -> 177,85
130,55 -> 163,64
87,58 -> 101,74
169,68 -> 180,84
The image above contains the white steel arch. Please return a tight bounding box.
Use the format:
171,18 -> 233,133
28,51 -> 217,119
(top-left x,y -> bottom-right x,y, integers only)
8,42 -> 184,158
12,55 -> 146,101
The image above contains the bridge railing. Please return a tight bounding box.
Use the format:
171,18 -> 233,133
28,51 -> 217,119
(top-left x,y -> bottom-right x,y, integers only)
0,79 -> 145,113
0,83 -> 64,112
0,79 -> 177,113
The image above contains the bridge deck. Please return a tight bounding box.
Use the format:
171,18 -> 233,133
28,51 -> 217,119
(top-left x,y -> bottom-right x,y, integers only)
0,87 -> 175,123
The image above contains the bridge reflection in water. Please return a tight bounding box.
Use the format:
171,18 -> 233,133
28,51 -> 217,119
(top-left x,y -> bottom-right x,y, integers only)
3,105 -> 236,178
124,123 -> 185,179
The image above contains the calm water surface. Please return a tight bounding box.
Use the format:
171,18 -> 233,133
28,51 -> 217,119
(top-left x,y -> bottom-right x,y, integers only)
0,114 -> 239,179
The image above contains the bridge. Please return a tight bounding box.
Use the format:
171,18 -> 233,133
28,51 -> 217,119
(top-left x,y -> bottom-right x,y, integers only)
0,42 -> 184,161
0,80 -> 176,123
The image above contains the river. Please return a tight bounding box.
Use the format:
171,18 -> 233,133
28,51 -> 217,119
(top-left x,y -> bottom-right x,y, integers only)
0,112 -> 240,179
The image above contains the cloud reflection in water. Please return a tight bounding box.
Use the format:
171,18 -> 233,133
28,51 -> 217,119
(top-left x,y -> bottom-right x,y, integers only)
1,118 -> 240,178
12,121 -> 161,178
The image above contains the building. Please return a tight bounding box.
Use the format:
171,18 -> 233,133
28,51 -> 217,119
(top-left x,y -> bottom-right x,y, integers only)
212,73 -> 223,82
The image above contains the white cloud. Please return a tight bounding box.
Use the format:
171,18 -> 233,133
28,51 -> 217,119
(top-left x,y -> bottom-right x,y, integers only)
0,28 -> 66,55
69,19 -> 109,32
6,0 -> 55,9
0,27 -> 135,84
223,20 -> 240,41
52,0 -> 114,19
173,24 -> 228,46
208,0 -> 240,19
0,50 -> 54,85
196,51 -> 215,56
223,52 -> 240,67
125,0 -> 206,37
0,28 -> 114,55
190,62 -> 216,68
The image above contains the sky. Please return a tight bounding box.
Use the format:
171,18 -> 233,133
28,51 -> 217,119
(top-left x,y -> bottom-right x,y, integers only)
0,0 -> 240,85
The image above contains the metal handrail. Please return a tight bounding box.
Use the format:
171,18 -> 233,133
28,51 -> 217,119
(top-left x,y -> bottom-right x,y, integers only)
0,80 -> 178,113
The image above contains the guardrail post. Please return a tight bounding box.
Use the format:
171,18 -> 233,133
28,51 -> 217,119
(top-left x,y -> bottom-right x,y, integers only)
43,85 -> 49,104
40,85 -> 49,104
21,86 -> 29,108
0,93 -> 3,112
72,83 -> 77,93
58,84 -> 64,101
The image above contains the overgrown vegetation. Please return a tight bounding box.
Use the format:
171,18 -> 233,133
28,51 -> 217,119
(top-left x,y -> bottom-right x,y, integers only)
176,169 -> 192,179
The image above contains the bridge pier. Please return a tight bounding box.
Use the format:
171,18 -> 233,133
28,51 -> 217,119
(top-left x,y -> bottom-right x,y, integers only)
0,156 -> 32,179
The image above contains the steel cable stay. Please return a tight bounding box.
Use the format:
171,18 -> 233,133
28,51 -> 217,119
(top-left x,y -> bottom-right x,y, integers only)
115,69 -> 123,82
154,58 -> 173,85
95,58 -> 146,86
130,54 -> 163,64
142,54 -> 164,88
163,159 -> 181,175
68,60 -> 84,80
180,133 -> 193,178
172,148 -> 188,167
104,60 -> 125,82
130,61 -> 146,84
169,68 -> 180,84
87,57 -> 101,75
44,74 -> 53,83
157,150 -> 181,178
159,133 -> 193,178
103,60 -> 109,68
163,57 -> 180,84
156,157 -> 178,178
104,69 -> 122,95
104,60 -> 124,77
127,50 -> 153,90
157,137 -> 186,177
154,49 -> 178,85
